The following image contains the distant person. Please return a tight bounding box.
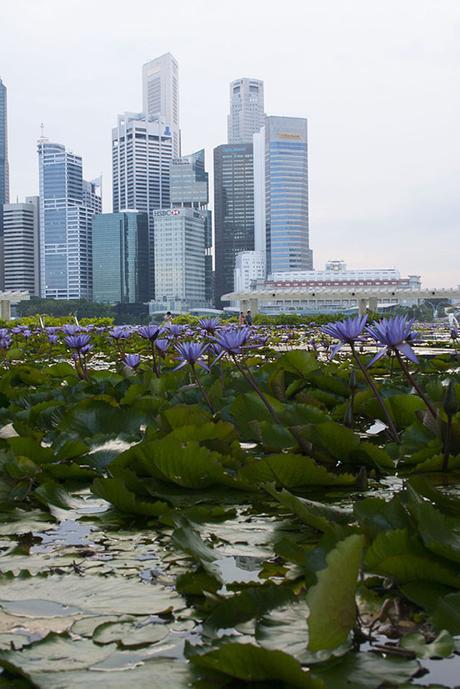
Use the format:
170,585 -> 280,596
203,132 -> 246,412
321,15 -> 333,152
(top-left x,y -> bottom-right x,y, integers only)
164,311 -> 173,325
245,310 -> 253,326
239,312 -> 245,326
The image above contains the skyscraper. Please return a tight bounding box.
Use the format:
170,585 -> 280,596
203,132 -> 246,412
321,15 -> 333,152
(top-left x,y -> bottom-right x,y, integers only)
38,139 -> 102,299
0,78 -> 10,289
3,196 -> 40,295
92,211 -> 149,304
112,112 -> 173,298
153,208 -> 206,312
214,143 -> 255,306
142,53 -> 180,156
255,116 -> 312,275
227,78 -> 265,144
171,150 -> 213,304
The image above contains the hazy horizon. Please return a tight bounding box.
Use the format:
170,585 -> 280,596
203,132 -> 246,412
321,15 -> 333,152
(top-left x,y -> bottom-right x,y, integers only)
2,0 -> 459,287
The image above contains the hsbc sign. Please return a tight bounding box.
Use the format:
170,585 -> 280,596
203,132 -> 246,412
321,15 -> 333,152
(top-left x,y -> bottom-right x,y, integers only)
153,209 -> 182,217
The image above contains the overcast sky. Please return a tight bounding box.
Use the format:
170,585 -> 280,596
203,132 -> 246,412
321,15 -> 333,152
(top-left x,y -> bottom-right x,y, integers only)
2,0 -> 459,286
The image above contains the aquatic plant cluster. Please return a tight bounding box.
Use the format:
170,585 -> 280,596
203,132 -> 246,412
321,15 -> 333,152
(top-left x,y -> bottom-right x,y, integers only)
0,315 -> 459,687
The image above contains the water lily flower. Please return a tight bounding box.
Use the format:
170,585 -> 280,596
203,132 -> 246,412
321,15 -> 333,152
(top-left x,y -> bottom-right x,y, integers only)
199,318 -> 220,334
173,342 -> 209,371
366,316 -> 418,365
320,315 -> 368,358
0,334 -> 12,350
155,339 -> 170,357
451,328 -> 458,341
124,353 -> 141,369
62,324 -> 80,336
109,326 -> 131,340
64,334 -> 92,351
47,334 -> 59,345
166,324 -> 184,338
138,324 -> 162,341
210,327 -> 255,363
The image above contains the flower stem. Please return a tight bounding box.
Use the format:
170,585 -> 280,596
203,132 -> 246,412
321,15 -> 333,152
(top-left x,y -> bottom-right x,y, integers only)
191,366 -> 215,414
351,345 -> 399,443
394,350 -> 436,419
232,355 -> 281,424
442,415 -> 452,472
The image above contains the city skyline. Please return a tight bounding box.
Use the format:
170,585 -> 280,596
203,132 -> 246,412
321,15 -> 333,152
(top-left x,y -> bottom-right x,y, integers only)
2,0 -> 459,287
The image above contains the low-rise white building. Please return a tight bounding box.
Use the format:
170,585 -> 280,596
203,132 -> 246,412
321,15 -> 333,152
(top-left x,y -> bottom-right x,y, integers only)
234,250 -> 266,292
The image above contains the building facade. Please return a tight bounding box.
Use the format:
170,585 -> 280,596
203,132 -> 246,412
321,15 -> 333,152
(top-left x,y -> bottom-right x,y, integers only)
152,208 -> 206,312
3,196 -> 40,295
234,250 -> 266,293
257,116 -> 312,275
38,139 -> 101,300
142,53 -> 180,156
214,143 -> 255,306
92,211 -> 149,304
0,78 -> 9,289
227,78 -> 265,144
170,149 -> 212,304
112,112 -> 173,298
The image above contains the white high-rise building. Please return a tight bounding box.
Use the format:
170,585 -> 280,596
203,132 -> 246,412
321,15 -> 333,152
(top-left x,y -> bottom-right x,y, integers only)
112,112 -> 173,298
3,196 -> 40,295
142,53 -> 180,156
152,208 -> 206,312
228,78 -> 265,144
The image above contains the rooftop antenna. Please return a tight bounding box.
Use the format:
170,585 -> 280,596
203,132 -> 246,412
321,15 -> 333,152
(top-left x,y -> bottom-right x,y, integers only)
38,122 -> 48,143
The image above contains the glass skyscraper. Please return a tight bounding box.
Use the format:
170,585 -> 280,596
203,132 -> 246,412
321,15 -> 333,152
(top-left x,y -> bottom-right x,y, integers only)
261,116 -> 312,274
213,143 -> 255,306
228,78 -> 265,145
0,78 -> 9,289
112,112 -> 173,299
38,139 -> 102,299
92,211 -> 149,304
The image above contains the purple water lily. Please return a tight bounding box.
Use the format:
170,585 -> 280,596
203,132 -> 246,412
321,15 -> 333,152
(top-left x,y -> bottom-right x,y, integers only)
174,342 -> 209,371
199,318 -> 220,334
366,316 -> 418,365
321,315 -> 368,358
47,334 -> 59,345
62,324 -> 80,336
109,326 -> 131,340
138,324 -> 162,342
124,353 -> 141,369
451,328 -> 458,341
155,338 -> 170,357
210,327 -> 254,363
0,334 -> 12,350
64,334 -> 92,351
166,324 -> 184,338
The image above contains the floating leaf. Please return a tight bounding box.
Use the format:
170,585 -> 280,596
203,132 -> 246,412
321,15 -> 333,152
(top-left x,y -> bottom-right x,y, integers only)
187,641 -> 322,688
400,630 -> 454,659
306,534 -> 364,651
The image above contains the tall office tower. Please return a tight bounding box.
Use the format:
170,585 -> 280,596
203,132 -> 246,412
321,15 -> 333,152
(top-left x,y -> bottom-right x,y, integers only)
0,78 -> 10,289
255,116 -> 312,275
38,139 -> 102,300
3,196 -> 40,295
92,211 -> 149,304
142,53 -> 180,156
112,112 -> 173,298
153,208 -> 206,312
227,78 -> 265,144
213,143 -> 255,306
83,178 -> 102,213
170,149 -> 212,304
